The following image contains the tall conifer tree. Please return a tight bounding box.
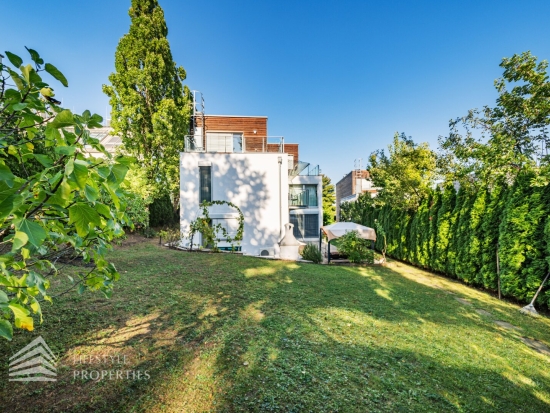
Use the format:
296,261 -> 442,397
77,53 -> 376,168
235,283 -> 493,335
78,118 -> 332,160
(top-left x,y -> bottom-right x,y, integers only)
103,0 -> 191,206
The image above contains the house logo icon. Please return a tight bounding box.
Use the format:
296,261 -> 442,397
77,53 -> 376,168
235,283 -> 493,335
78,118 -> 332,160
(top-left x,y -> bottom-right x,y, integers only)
9,336 -> 57,382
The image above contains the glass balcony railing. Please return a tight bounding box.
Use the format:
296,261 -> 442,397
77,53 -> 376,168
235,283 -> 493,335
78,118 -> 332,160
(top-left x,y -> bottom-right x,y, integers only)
289,186 -> 318,208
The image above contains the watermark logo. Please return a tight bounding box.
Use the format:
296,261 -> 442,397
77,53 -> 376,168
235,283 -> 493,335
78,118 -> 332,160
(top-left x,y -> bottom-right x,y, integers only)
9,336 -> 57,382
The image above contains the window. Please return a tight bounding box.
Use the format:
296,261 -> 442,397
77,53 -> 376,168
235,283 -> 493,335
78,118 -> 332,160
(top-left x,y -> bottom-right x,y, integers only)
206,133 -> 243,152
199,166 -> 211,203
290,214 -> 319,238
289,185 -> 318,207
232,134 -> 243,152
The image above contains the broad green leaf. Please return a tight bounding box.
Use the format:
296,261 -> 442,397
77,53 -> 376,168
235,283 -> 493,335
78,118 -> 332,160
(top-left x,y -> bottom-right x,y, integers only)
33,154 -> 53,168
9,303 -> 33,332
7,68 -> 24,90
95,203 -> 112,219
65,158 -> 74,176
0,320 -> 13,341
45,63 -> 68,87
4,51 -> 22,68
20,64 -> 32,83
97,166 -> 110,179
0,194 -> 16,221
25,47 -> 44,65
0,164 -> 15,185
69,203 -> 101,237
0,290 -> 8,303
107,164 -> 129,189
72,160 -> 88,189
45,124 -> 62,143
55,146 -> 76,156
40,87 -> 54,97
49,109 -> 74,128
17,219 -> 47,247
84,184 -> 98,202
12,102 -> 28,111
12,231 -> 29,251
115,155 -> 136,166
47,179 -> 71,207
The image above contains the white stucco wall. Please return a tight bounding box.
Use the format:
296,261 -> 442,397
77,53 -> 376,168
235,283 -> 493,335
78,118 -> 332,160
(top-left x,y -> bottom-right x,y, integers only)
180,152 -> 289,255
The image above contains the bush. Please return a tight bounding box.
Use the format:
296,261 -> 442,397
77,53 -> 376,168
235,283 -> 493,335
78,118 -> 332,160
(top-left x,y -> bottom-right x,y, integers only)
338,231 -> 374,264
149,194 -> 177,227
301,243 -> 323,263
124,193 -> 150,232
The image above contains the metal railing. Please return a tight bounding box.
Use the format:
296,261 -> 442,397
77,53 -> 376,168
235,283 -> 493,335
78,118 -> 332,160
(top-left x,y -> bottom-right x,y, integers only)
299,164 -> 321,176
184,135 -> 205,152
184,135 -> 285,153
289,190 -> 309,207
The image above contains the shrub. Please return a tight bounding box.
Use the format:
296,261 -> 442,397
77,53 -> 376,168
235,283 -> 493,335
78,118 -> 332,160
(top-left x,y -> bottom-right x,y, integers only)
124,193 -> 150,233
338,231 -> 374,264
149,193 -> 177,227
301,243 -> 322,263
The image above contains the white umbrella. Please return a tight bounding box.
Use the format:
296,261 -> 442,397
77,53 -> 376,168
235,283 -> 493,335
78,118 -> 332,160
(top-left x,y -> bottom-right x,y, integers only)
321,222 -> 377,241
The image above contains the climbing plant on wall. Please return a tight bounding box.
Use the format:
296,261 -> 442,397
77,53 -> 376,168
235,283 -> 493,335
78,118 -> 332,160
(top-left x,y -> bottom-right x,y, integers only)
188,201 -> 244,252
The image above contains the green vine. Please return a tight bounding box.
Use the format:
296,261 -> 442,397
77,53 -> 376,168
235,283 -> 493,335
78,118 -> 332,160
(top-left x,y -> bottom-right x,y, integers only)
188,201 -> 244,252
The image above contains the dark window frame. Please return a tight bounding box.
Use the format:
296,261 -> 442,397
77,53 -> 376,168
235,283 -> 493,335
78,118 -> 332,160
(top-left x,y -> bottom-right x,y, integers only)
290,214 -> 319,238
199,166 -> 212,203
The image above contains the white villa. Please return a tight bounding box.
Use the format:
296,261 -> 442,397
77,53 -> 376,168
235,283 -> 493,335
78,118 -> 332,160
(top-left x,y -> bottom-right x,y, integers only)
179,94 -> 322,257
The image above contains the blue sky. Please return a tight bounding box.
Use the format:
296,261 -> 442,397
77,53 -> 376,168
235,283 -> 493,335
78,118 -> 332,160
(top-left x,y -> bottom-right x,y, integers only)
3,0 -> 550,182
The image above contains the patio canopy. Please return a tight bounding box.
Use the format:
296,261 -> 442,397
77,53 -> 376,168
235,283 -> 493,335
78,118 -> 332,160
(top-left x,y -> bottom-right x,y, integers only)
320,222 -> 377,242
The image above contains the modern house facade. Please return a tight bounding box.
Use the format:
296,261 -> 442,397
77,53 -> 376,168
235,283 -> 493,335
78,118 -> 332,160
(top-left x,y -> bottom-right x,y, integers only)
335,169 -> 378,221
179,95 -> 322,256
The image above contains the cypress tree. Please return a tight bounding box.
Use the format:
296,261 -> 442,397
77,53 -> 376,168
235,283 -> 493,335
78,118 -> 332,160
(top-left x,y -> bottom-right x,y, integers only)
428,189 -> 442,269
480,180 -> 507,290
446,186 -> 465,277
454,189 -> 475,281
103,0 -> 192,207
409,205 -> 421,265
466,187 -> 487,284
498,173 -> 537,300
500,175 -> 550,303
401,210 -> 413,262
544,215 -> 550,307
434,184 -> 456,273
418,194 -> 432,268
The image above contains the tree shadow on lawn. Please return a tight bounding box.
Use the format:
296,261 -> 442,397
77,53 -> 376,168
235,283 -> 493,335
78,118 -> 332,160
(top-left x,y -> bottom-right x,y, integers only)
1,246 -> 549,412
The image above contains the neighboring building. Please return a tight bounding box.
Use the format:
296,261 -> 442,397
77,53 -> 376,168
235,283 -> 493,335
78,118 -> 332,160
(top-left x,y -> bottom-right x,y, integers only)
81,123 -> 123,158
335,170 -> 378,221
180,94 -> 322,256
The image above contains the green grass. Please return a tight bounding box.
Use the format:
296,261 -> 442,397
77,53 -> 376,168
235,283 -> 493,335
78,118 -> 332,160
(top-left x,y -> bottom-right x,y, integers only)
1,237 -> 550,412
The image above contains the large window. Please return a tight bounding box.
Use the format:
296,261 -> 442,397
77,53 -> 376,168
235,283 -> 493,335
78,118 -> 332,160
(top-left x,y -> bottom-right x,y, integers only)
290,214 -> 319,238
289,185 -> 318,207
199,166 -> 211,203
206,133 -> 243,153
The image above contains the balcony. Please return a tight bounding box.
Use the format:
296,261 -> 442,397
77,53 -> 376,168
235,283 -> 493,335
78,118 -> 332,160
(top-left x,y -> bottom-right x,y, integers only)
288,161 -> 321,179
289,185 -> 318,208
184,135 -> 285,153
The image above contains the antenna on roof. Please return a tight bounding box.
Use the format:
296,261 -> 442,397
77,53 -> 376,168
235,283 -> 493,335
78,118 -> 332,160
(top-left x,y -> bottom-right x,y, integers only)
354,158 -> 363,194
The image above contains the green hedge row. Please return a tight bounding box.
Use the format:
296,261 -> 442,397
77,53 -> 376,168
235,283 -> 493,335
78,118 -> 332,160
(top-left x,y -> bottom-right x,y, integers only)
342,174 -> 550,307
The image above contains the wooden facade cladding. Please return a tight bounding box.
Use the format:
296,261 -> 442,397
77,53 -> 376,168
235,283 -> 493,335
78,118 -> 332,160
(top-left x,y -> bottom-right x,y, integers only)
335,170 -> 371,221
267,143 -> 299,163
196,115 -> 299,161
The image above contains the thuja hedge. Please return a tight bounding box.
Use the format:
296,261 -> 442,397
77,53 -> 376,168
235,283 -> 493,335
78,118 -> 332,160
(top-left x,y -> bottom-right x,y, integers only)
342,175 -> 550,307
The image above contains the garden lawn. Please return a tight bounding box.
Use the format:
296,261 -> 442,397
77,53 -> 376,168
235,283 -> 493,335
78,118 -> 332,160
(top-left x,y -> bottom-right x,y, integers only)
1,237 -> 550,412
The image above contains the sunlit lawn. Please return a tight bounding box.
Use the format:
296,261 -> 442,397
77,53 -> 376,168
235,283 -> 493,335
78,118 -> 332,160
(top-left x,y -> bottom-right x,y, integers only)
1,237 -> 550,412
